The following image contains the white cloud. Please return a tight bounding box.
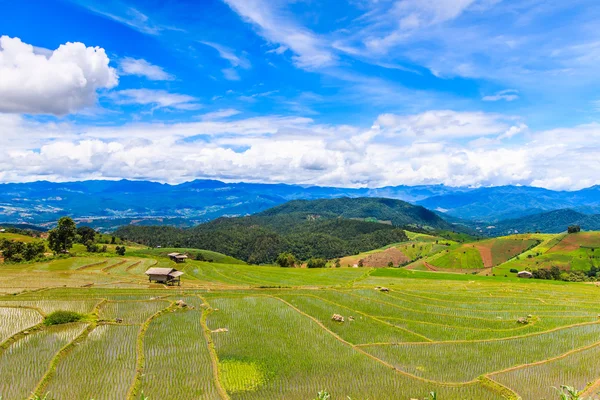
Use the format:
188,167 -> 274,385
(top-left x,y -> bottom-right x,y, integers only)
0,36 -> 118,115
483,89 -> 519,102
79,5 -> 162,35
110,89 -> 201,110
374,110 -> 517,139
222,0 -> 335,69
4,109 -> 600,190
119,57 -> 174,81
200,41 -> 251,69
199,109 -> 241,120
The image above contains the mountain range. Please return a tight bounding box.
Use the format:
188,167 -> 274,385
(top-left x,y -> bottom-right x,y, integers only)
3,180 -> 600,233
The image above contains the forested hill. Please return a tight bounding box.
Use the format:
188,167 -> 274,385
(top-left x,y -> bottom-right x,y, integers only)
116,198 -> 454,263
256,197 -> 452,230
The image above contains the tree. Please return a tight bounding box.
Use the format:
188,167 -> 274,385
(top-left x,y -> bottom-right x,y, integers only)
111,236 -> 116,244
23,241 -> 46,260
387,261 -> 394,268
0,239 -> 45,262
47,217 -> 77,254
358,259 -> 364,268
276,252 -> 298,268
76,226 -> 96,244
85,241 -> 100,253
115,246 -> 126,256
307,258 -> 327,268
334,259 -> 341,268
568,225 -> 581,234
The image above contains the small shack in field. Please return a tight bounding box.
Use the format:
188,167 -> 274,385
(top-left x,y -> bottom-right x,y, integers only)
517,270 -> 533,278
145,267 -> 184,285
167,252 -> 188,263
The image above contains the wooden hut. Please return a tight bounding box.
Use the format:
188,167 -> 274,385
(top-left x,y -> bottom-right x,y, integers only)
145,267 -> 184,285
167,252 -> 188,263
517,270 -> 533,278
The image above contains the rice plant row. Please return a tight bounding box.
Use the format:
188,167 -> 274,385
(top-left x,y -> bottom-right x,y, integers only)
206,296 -> 503,400
45,324 -> 138,400
0,323 -> 87,400
0,300 -> 100,316
99,300 -> 170,324
491,340 -> 600,399
139,309 -> 221,399
0,307 -> 42,343
362,323 -> 600,382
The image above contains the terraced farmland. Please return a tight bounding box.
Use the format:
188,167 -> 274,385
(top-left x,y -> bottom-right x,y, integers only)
1,244 -> 600,399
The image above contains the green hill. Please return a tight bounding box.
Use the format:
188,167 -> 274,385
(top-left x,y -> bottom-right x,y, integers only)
256,197 -> 454,231
116,198 -> 456,264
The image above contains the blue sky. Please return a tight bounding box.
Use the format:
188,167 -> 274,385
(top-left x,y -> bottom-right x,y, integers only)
1,0 -> 600,189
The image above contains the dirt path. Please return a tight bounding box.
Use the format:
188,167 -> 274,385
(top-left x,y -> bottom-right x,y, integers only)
423,262 -> 438,271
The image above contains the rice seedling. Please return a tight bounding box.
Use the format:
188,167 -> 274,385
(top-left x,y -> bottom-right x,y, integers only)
362,323 -> 600,382
45,325 -> 138,400
206,296 -> 501,399
491,343 -> 600,400
0,323 -> 86,399
277,294 -> 427,344
0,300 -> 100,315
139,310 -> 220,399
99,300 -> 169,324
0,307 -> 42,343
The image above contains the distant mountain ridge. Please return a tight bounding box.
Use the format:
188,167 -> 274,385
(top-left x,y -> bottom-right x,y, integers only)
472,209 -> 600,236
0,179 -> 463,228
3,179 -> 600,230
416,185 -> 600,221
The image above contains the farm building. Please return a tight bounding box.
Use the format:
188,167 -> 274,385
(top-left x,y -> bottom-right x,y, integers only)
167,252 -> 188,263
517,271 -> 533,278
145,267 -> 184,285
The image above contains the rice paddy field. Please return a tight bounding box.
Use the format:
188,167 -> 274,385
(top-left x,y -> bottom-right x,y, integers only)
1,236 -> 600,399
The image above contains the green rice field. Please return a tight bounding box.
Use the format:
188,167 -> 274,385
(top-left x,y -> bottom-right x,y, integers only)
1,240 -> 600,399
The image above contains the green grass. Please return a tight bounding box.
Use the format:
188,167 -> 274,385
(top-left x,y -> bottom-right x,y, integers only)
0,232 -> 37,243
127,247 -> 247,265
44,310 -> 85,326
430,245 -> 484,269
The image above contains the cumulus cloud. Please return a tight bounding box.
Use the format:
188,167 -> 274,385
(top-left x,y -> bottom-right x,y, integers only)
0,36 -> 118,115
109,89 -> 201,110
119,57 -> 174,80
3,109 -> 600,190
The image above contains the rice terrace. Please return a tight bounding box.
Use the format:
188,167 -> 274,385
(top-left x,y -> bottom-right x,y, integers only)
1,223 -> 600,400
